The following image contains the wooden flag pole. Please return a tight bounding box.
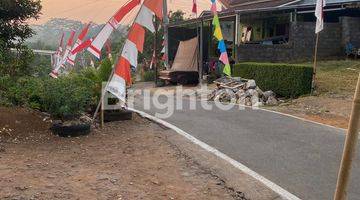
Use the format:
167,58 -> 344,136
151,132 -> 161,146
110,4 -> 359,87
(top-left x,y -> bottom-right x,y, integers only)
163,0 -> 169,70
333,73 -> 360,200
92,2 -> 145,123
154,19 -> 158,86
311,33 -> 320,94
101,95 -> 105,128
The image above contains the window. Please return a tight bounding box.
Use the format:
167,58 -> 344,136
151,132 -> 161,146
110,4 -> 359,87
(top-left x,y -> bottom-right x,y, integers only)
239,13 -> 290,45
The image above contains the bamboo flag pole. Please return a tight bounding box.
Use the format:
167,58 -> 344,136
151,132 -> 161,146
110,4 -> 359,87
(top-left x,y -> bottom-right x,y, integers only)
163,0 -> 169,70
311,33 -> 320,94
154,20 -> 158,86
92,2 -> 145,123
333,73 -> 360,200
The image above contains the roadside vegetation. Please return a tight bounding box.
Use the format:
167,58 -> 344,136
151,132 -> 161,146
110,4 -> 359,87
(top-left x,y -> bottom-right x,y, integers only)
269,59 -> 360,129
312,60 -> 360,98
0,59 -> 113,120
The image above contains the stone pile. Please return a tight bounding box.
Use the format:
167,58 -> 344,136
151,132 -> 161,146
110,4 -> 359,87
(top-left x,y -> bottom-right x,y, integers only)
208,77 -> 278,106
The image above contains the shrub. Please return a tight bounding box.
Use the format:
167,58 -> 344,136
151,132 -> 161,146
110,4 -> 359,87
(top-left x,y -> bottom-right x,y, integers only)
233,62 -> 313,97
0,76 -> 45,109
42,75 -> 94,120
0,76 -> 15,106
98,58 -> 113,82
142,70 -> 156,82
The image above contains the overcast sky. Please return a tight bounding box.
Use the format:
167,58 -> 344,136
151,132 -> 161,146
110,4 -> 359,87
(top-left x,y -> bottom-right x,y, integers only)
31,0 -> 222,24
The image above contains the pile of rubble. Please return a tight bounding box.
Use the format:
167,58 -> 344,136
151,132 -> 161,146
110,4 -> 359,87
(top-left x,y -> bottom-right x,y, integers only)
208,77 -> 278,106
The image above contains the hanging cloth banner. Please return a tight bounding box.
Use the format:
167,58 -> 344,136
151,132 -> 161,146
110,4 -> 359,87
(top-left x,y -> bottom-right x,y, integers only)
106,0 -> 163,103
60,30 -> 76,68
209,0 -> 231,76
315,0 -> 326,33
144,0 -> 163,20
128,23 -> 145,52
135,5 -> 156,33
71,38 -> 93,55
67,23 -> 90,66
211,3 -> 217,14
88,0 -> 141,59
121,39 -> 138,68
192,0 -> 197,15
50,31 -> 75,78
107,56 -> 131,102
53,32 -> 64,69
218,40 -> 226,53
219,52 -> 229,65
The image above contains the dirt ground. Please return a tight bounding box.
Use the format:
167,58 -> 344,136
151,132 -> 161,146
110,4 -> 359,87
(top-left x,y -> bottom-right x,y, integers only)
0,107 -> 246,200
268,95 -> 353,129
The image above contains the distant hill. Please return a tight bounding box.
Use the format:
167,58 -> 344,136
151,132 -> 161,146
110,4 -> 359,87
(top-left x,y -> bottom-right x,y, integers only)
27,18 -> 127,50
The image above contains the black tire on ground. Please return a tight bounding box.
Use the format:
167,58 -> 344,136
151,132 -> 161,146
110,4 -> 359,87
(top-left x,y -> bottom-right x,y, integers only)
177,75 -> 188,85
104,110 -> 133,122
50,123 -> 91,137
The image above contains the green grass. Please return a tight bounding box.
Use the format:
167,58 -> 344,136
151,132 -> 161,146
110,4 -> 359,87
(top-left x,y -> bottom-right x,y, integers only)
305,60 -> 360,97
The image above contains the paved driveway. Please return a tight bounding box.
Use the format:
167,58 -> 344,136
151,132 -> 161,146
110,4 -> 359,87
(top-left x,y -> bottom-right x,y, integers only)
132,96 -> 360,200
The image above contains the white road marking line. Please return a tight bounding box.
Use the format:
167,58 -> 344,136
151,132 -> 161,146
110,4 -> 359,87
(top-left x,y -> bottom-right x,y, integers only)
128,107 -> 302,200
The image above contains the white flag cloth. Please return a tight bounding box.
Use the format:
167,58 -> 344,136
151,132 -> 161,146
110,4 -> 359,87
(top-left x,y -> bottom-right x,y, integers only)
60,46 -> 72,68
135,6 -> 155,33
121,39 -> 138,68
88,23 -> 114,59
315,0 -> 326,33
67,39 -> 81,65
87,0 -> 140,59
107,73 -> 126,102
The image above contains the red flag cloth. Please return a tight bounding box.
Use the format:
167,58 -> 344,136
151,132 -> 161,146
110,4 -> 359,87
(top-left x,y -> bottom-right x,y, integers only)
71,38 -> 93,55
128,23 -> 145,53
144,0 -> 163,20
88,0 -> 140,59
113,0 -> 141,23
78,23 -> 90,41
192,0 -> 197,15
115,56 -> 132,85
67,31 -> 76,47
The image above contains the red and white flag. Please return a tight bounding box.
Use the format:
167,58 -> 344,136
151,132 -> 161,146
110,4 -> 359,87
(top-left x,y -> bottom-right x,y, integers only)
60,30 -> 76,67
128,23 -> 145,53
135,5 -> 156,33
50,31 -> 75,78
121,39 -> 138,68
144,0 -> 163,20
67,23 -> 90,66
88,0 -> 140,59
106,0 -> 163,103
192,0 -> 197,16
315,0 -> 326,33
107,56 -> 131,102
71,38 -> 93,55
53,33 -> 64,69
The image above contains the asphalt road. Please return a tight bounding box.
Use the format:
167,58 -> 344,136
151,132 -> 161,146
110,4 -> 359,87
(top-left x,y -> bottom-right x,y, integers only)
132,96 -> 360,200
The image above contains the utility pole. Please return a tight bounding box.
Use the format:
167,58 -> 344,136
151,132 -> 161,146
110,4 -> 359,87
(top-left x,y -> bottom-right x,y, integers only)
334,73 -> 360,200
163,0 -> 169,69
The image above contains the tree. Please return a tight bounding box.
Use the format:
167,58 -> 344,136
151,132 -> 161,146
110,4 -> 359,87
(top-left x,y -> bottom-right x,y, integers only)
0,0 -> 41,47
169,10 -> 187,23
0,0 -> 42,77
